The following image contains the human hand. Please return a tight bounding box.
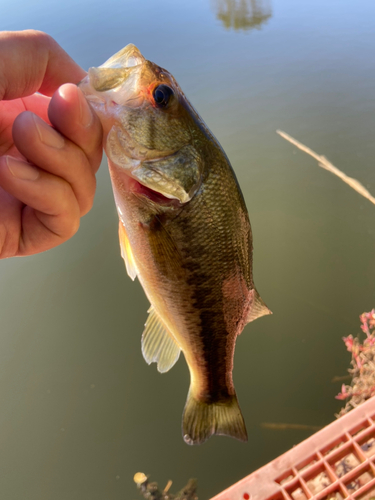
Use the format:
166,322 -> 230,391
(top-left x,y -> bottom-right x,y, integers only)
0,30 -> 103,258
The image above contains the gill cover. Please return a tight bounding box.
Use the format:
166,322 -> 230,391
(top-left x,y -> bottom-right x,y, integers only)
131,145 -> 203,203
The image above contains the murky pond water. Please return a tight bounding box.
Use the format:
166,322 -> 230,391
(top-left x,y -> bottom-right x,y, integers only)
2,1 -> 375,498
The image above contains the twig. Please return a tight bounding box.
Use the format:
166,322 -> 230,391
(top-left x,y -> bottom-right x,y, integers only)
331,375 -> 351,383
164,480 -> 173,494
277,130 -> 375,206
261,422 -> 322,431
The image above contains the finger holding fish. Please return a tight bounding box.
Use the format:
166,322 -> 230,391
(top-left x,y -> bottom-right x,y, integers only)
0,154 -> 80,254
11,84 -> 102,218
0,84 -> 102,256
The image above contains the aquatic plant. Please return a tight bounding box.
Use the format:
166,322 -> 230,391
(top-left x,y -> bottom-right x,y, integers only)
336,310 -> 375,417
134,472 -> 198,500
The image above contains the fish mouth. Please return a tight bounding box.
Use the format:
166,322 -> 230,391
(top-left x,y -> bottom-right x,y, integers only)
112,165 -> 181,207
106,126 -> 184,205
78,44 -> 146,108
100,43 -> 145,70
132,179 -> 179,206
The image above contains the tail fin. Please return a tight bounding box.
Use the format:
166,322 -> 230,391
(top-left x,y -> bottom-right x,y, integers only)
182,392 -> 248,445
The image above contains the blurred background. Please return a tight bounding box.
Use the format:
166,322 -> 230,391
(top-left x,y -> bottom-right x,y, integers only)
1,0 -> 375,498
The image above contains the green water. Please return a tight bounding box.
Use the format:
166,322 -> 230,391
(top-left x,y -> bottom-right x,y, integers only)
1,1 -> 375,498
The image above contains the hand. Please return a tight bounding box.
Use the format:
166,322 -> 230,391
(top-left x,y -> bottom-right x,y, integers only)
0,30 -> 103,258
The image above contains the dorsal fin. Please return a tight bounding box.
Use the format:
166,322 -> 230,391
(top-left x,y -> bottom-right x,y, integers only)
142,306 -> 181,373
118,222 -> 138,281
246,288 -> 272,324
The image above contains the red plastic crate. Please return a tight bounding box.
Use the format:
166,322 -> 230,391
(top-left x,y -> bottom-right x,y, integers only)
211,397 -> 375,500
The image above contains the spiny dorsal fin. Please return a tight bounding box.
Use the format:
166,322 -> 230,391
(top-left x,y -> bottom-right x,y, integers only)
246,288 -> 272,324
142,306 -> 181,373
118,222 -> 138,281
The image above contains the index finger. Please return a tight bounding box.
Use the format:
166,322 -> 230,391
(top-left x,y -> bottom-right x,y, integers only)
0,30 -> 86,100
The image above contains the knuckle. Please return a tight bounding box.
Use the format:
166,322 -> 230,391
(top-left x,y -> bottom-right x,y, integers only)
79,178 -> 96,216
92,144 -> 104,170
59,181 -> 77,211
23,29 -> 46,37
66,152 -> 97,215
59,184 -> 81,237
0,223 -> 6,257
81,195 -> 94,216
23,30 -> 57,56
25,30 -> 53,46
57,207 -> 80,241
50,178 -> 75,215
0,222 -> 18,259
65,215 -> 80,239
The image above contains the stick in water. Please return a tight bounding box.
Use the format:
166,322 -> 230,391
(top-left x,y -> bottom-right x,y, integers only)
261,422 -> 323,431
277,130 -> 375,206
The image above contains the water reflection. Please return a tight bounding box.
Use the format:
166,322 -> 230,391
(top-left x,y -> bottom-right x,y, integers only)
212,0 -> 272,31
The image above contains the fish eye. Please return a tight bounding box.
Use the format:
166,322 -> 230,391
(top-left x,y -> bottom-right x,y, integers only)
153,85 -> 173,108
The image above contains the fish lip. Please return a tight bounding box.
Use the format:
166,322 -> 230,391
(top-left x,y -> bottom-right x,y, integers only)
111,160 -> 182,207
78,44 -> 147,107
131,178 -> 182,206
129,167 -> 183,206
77,75 -> 106,105
85,94 -> 106,106
101,43 -> 145,69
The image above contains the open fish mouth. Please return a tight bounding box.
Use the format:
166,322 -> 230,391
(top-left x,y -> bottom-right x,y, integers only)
79,44 -> 200,206
78,44 -> 147,108
99,43 -> 145,70
132,179 -> 181,205
112,164 -> 183,206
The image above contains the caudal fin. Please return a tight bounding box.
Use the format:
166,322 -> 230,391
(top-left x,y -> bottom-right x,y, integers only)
182,392 -> 248,445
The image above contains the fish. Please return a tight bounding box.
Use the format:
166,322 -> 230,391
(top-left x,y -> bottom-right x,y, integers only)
78,44 -> 271,445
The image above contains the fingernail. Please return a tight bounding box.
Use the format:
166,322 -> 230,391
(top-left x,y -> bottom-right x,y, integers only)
77,88 -> 93,127
32,114 -> 65,149
5,156 -> 40,181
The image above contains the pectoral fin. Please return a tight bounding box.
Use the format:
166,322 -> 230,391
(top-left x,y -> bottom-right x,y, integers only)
142,306 -> 181,373
132,145 -> 203,203
118,222 -> 138,281
246,288 -> 272,323
147,217 -> 183,278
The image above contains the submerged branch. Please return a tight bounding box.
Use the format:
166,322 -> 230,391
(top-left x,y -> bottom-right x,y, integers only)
277,130 -> 375,206
261,422 -> 322,431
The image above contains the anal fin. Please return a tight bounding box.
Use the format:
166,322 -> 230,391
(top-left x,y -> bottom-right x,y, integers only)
142,306 -> 181,373
246,288 -> 272,324
118,222 -> 138,281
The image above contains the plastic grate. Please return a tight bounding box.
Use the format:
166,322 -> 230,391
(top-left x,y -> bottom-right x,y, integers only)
211,398 -> 375,500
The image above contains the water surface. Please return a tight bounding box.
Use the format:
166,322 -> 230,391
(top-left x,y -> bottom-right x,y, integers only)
1,1 -> 375,498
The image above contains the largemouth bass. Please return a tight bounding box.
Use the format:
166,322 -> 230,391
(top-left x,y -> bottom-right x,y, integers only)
79,45 -> 271,445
